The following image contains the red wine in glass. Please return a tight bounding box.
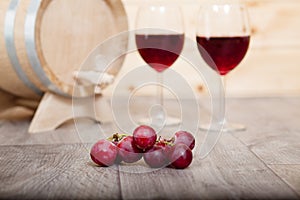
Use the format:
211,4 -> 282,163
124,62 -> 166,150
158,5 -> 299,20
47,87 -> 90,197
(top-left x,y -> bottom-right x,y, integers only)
136,34 -> 184,72
196,36 -> 250,75
196,2 -> 251,132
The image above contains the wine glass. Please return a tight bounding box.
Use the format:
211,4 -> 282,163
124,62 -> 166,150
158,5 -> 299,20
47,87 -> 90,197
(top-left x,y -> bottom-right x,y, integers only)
196,1 -> 251,132
135,3 -> 184,127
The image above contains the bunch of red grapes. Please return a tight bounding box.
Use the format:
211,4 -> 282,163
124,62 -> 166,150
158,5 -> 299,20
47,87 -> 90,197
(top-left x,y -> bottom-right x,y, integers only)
90,125 -> 195,169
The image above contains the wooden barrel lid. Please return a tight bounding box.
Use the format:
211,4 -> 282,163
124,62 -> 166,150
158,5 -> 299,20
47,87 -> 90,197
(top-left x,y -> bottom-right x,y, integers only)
32,0 -> 128,97
1,0 -> 127,98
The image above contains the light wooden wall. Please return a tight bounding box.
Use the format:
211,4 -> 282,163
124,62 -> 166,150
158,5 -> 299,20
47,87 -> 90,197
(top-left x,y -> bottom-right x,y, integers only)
102,0 -> 300,98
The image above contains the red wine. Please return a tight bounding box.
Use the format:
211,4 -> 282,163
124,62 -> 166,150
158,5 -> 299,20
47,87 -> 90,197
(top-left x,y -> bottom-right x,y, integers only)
196,36 -> 250,75
136,34 -> 184,72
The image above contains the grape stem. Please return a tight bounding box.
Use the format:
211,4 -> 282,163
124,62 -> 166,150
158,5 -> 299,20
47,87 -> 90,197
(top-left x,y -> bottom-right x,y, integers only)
107,133 -> 128,142
156,135 -> 175,146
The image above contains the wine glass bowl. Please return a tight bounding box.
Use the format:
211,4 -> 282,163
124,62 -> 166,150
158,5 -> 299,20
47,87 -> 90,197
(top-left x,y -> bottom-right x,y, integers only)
196,2 -> 251,132
136,34 -> 184,73
196,35 -> 250,76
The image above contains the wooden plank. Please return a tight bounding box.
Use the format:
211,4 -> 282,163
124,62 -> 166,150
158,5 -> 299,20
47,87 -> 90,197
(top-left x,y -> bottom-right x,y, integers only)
269,165 -> 300,196
228,97 -> 300,196
245,0 -> 300,48
0,144 -> 121,200
0,117 -> 121,146
249,131 -> 300,165
0,97 -> 299,199
183,97 -> 300,197
118,132 -> 298,199
0,120 -> 80,146
227,48 -> 300,97
230,98 -> 300,164
122,0 -> 300,48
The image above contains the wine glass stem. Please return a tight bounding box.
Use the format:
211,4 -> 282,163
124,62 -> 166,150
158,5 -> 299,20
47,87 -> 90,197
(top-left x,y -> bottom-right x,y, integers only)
221,75 -> 227,125
157,72 -> 164,107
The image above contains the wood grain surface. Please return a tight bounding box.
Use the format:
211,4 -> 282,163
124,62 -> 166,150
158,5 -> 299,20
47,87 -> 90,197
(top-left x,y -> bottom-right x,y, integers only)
270,164 -> 300,195
0,144 -> 120,200
118,132 -> 298,199
0,97 -> 300,199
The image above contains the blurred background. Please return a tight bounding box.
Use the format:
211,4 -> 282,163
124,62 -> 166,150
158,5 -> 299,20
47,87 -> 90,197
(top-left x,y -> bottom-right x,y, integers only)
105,0 -> 300,98
1,0 -> 300,123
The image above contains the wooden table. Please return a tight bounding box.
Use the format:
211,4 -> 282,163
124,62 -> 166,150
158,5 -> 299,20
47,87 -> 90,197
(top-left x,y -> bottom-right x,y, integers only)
0,97 -> 299,199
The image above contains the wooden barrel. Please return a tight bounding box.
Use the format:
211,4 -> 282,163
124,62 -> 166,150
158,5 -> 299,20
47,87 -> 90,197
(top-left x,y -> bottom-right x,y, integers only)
0,0 -> 128,99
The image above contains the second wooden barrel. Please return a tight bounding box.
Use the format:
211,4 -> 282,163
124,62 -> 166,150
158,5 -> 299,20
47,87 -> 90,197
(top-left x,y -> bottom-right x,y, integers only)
0,0 -> 128,99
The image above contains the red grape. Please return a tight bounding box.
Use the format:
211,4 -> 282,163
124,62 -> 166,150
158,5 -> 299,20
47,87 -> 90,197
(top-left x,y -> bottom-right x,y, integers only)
156,140 -> 172,157
117,136 -> 142,163
174,131 -> 195,150
133,125 -> 157,150
90,139 -> 118,167
168,143 -> 193,169
143,144 -> 168,168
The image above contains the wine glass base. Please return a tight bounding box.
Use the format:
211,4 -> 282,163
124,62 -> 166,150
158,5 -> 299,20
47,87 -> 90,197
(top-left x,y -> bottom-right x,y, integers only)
138,116 -> 181,127
199,121 -> 246,133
